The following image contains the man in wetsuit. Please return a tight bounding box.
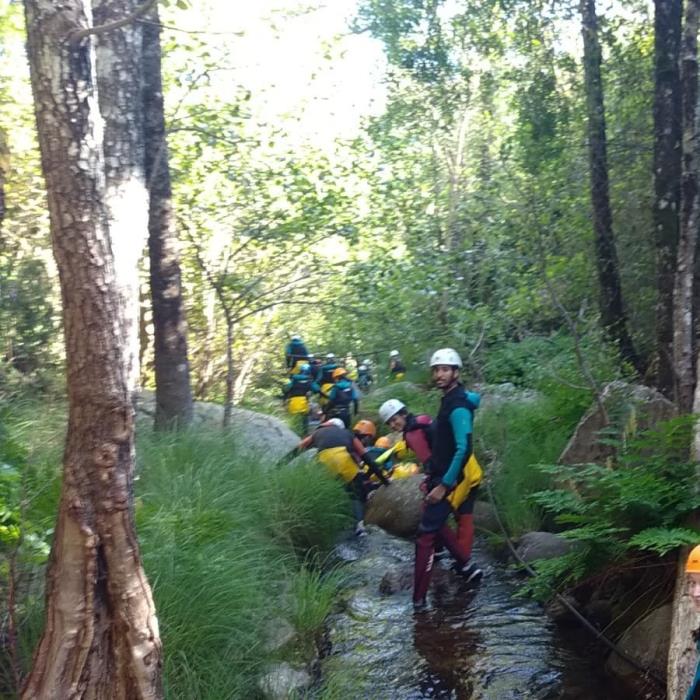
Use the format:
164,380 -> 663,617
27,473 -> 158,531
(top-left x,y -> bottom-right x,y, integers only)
285,334 -> 309,373
412,347 -> 483,611
297,418 -> 389,535
324,367 -> 359,428
282,363 -> 322,435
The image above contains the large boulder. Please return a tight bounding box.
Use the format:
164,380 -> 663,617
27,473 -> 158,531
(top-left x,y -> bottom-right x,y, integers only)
365,475 -> 423,538
473,499 -> 500,533
515,531 -> 576,563
606,604 -> 671,690
136,391 -> 299,461
559,381 -> 676,466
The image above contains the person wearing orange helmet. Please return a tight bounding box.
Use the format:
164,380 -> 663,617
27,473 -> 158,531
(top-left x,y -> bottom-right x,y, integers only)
685,545 -> 700,699
324,366 -> 359,428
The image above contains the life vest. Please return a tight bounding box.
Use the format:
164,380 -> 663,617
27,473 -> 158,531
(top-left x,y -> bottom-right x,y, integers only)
286,375 -> 313,398
329,380 -> 354,409
310,424 -> 353,452
403,414 -> 433,466
431,384 -> 477,482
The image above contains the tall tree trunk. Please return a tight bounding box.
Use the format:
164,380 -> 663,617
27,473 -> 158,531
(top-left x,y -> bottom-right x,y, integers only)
22,1 -> 162,697
654,0 -> 683,395
93,0 -> 147,396
143,3 -> 193,430
673,0 -> 700,414
579,0 -> 642,373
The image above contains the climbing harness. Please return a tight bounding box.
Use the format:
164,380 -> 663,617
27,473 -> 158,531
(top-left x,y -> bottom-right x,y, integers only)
484,477 -> 666,687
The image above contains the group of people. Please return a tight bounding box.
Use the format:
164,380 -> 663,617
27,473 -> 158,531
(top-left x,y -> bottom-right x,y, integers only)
293,346 -> 483,612
282,335 -> 406,435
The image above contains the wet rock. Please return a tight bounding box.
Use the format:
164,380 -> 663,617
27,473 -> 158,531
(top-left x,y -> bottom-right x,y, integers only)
263,618 -> 296,652
479,382 -> 540,408
515,531 -> 575,563
606,603 -> 671,690
379,564 -> 414,595
559,381 -> 676,466
545,594 -> 580,624
584,599 -> 613,630
258,662 -> 311,700
364,475 -> 423,537
136,390 -> 299,461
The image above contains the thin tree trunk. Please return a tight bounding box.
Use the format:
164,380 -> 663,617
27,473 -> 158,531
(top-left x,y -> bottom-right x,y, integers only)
93,0 -> 147,396
673,0 -> 700,414
654,0 -> 683,395
223,312 -> 233,428
143,3 -> 193,430
580,0 -> 642,374
22,1 -> 162,697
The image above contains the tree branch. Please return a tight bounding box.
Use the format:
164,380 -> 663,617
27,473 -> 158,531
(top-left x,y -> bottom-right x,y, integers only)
68,0 -> 158,44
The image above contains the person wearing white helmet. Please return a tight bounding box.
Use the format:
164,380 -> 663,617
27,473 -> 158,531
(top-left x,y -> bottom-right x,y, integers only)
411,348 -> 483,611
378,398 -> 434,467
285,334 -> 309,372
295,418 -> 389,536
388,350 -> 406,382
357,362 -> 373,392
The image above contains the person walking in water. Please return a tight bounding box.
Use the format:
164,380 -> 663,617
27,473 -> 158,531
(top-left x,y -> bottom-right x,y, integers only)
412,348 -> 483,611
282,362 -> 322,435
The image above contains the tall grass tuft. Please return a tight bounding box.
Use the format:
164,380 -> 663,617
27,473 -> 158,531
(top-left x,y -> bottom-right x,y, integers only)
136,427 -> 350,698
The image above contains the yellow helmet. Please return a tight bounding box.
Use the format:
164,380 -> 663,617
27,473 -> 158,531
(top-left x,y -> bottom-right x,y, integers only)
686,544 -> 700,573
375,436 -> 392,450
332,367 -> 348,380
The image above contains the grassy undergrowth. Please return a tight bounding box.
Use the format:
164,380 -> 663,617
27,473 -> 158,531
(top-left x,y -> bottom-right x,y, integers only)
1,400 -> 352,698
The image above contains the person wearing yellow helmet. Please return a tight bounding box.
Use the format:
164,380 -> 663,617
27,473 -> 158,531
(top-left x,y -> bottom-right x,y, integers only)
353,419 -> 377,446
685,545 -> 700,699
324,366 -> 359,428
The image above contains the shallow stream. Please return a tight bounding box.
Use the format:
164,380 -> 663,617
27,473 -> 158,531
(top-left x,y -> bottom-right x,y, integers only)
316,530 -> 664,699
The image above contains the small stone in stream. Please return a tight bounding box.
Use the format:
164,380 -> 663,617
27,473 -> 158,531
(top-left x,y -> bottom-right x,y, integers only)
258,663 -> 311,700
379,565 -> 413,595
263,618 -> 296,652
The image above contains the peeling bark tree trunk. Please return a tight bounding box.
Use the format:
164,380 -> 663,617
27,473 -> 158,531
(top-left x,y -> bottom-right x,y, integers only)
143,3 -> 194,430
94,0 -> 148,396
653,0 -> 683,396
579,0 -> 642,374
22,1 -> 162,697
673,0 -> 700,414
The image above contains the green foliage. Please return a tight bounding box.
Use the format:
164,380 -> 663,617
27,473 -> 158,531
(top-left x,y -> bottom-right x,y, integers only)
135,428 -> 350,698
522,416 -> 700,597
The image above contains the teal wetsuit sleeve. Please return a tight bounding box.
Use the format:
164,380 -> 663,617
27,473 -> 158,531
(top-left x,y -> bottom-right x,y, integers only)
441,407 -> 473,487
311,381 -> 321,393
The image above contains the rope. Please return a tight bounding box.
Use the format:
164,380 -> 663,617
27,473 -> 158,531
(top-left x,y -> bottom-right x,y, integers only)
483,479 -> 666,687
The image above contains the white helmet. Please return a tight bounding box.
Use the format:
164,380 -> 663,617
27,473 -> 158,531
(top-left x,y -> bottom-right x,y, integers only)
389,350 -> 400,357
325,418 -> 345,429
359,364 -> 367,371
429,348 -> 462,368
291,334 -> 301,341
363,358 -> 371,365
379,399 -> 406,423
326,353 -> 335,360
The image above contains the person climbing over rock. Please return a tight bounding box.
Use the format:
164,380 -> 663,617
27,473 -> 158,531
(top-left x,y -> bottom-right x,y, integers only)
411,347 -> 483,612
684,545 -> 700,699
296,417 -> 389,536
285,334 -> 309,373
282,362 -> 323,436
324,367 -> 359,428
379,398 -> 433,469
388,350 -> 406,382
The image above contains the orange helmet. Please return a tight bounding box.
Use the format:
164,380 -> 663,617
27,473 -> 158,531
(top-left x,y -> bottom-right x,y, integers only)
686,545 -> 700,573
332,367 -> 348,380
353,419 -> 376,438
375,436 -> 392,450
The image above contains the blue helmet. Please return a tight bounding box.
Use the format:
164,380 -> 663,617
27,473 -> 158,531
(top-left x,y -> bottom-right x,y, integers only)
299,363 -> 311,374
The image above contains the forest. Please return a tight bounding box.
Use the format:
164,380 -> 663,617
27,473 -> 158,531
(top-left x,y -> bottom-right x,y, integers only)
1,0 -> 700,697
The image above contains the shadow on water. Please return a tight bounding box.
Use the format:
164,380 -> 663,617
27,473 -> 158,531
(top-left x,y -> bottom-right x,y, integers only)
316,529 -> 665,699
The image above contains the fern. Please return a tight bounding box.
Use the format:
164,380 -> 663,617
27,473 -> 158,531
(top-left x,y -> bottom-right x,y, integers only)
628,527 -> 700,556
